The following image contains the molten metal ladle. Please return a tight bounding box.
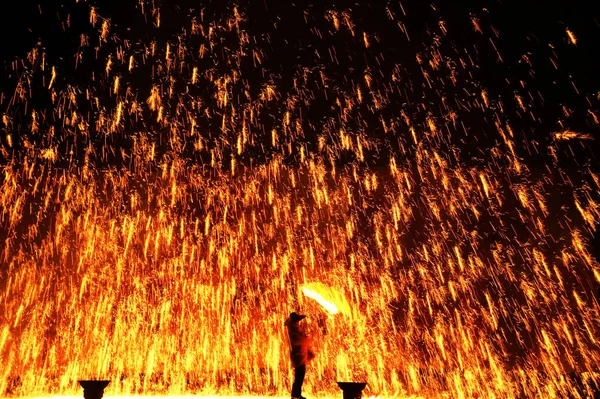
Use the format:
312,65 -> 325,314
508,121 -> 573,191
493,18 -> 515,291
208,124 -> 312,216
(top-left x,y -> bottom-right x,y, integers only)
78,380 -> 111,399
337,382 -> 367,399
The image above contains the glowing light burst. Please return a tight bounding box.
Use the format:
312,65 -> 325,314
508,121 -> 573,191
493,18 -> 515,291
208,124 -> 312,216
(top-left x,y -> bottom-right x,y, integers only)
302,285 -> 341,316
303,288 -> 339,315
0,1 -> 599,399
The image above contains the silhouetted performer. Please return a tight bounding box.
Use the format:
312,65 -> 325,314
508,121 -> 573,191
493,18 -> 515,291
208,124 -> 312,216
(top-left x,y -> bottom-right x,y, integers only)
285,312 -> 315,399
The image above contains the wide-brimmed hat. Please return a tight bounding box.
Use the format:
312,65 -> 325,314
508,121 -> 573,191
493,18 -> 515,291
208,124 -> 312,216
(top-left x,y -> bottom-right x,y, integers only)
290,312 -> 307,323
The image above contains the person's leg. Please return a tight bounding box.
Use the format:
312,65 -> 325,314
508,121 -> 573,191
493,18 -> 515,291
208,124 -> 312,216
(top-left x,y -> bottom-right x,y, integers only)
291,364 -> 306,398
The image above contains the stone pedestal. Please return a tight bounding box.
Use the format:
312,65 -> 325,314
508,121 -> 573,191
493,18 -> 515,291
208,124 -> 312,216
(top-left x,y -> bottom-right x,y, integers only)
78,380 -> 111,399
337,382 -> 367,399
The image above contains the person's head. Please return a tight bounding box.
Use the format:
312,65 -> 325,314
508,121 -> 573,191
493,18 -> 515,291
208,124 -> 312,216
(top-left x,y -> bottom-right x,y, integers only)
289,312 -> 306,323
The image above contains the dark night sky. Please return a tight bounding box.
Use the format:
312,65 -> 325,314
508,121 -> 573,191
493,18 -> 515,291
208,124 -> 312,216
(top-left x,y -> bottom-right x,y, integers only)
2,1 -> 599,119
1,0 -> 600,170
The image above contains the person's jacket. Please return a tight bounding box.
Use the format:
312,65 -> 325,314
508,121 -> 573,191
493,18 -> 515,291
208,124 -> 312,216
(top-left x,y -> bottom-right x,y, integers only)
285,318 -> 314,367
